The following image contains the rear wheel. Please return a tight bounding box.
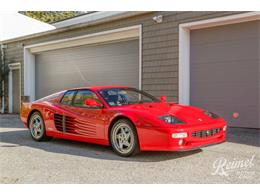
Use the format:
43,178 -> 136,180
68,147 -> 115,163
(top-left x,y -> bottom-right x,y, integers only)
110,119 -> 140,157
29,111 -> 52,141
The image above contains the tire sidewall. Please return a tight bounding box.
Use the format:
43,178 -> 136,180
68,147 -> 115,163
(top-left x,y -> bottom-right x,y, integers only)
29,111 -> 46,141
110,119 -> 139,157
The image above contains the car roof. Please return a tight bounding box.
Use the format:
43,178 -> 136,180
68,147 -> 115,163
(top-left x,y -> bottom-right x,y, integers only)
69,85 -> 130,91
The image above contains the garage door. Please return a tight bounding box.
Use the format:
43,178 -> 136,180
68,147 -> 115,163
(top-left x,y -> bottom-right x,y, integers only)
190,20 -> 260,128
35,39 -> 139,99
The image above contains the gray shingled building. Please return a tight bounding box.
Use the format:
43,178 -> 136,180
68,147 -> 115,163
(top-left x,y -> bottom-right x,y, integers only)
0,11 -> 259,128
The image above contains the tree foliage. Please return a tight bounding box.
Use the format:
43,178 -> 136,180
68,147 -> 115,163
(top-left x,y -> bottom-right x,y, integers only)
19,11 -> 84,23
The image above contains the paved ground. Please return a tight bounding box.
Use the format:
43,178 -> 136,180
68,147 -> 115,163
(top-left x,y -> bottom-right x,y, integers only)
0,114 -> 259,183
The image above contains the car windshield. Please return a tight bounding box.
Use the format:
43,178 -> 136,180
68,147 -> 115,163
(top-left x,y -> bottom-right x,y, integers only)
98,88 -> 159,106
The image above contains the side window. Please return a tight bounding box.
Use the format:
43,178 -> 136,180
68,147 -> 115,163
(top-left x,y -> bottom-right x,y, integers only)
72,90 -> 100,107
60,90 -> 76,105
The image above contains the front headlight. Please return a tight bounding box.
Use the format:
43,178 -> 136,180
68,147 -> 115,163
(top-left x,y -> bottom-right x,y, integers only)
159,115 -> 185,124
204,110 -> 219,119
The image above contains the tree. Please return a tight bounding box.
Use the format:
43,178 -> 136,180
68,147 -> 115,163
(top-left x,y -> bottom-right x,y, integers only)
19,11 -> 84,23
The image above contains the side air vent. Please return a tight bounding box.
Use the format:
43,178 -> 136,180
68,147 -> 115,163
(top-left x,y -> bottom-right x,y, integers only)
54,114 -> 63,131
53,113 -> 96,137
64,116 -> 76,133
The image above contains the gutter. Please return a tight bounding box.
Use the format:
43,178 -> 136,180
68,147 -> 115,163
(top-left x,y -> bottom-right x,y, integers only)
0,11 -> 151,44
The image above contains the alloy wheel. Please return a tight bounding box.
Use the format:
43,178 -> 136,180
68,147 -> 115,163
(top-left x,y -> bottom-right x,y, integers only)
112,123 -> 135,155
29,114 -> 44,140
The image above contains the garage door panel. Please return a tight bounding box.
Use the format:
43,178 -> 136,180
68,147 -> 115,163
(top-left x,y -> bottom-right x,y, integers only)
35,40 -> 139,99
191,20 -> 260,45
190,21 -> 260,128
191,38 -> 259,64
36,71 -> 84,96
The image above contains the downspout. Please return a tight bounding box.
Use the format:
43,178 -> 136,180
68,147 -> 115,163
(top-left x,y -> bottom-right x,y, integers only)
0,44 -> 7,113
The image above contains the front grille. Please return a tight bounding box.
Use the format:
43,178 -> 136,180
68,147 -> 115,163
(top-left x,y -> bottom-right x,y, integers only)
192,128 -> 221,138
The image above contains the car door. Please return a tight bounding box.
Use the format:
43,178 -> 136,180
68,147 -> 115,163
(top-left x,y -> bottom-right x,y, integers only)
54,89 -> 106,139
68,89 -> 106,139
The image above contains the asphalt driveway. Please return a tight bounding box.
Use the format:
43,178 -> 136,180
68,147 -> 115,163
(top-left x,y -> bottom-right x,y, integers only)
0,114 -> 259,183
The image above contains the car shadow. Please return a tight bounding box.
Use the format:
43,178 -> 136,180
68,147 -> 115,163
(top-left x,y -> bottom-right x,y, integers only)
227,127 -> 260,147
0,129 -> 202,162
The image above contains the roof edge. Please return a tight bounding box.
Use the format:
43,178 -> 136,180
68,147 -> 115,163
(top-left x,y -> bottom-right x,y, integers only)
1,11 -> 151,44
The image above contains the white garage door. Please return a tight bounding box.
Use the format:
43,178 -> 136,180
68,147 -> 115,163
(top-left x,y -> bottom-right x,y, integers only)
35,39 -> 139,99
190,20 -> 260,128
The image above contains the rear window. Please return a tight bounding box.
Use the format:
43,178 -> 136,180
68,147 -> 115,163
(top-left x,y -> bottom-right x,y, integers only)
37,91 -> 65,102
60,90 -> 76,105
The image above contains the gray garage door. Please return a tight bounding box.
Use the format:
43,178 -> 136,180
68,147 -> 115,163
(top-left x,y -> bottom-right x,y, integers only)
190,20 -> 260,128
35,39 -> 139,99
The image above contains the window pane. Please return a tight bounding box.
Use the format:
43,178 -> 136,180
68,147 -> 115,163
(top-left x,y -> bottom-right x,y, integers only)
73,90 -> 100,107
61,90 -> 76,105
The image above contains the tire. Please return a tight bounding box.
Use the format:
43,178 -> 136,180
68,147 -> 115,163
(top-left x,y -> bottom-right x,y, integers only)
29,111 -> 52,141
110,119 -> 140,157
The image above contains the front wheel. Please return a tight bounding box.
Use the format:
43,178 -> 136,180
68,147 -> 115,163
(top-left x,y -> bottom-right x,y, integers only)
29,111 -> 52,141
110,119 -> 140,157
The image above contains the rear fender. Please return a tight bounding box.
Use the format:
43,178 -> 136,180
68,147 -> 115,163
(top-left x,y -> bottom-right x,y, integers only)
20,102 -> 32,127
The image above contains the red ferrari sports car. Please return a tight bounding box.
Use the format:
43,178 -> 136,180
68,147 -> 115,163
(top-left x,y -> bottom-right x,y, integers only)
21,86 -> 227,157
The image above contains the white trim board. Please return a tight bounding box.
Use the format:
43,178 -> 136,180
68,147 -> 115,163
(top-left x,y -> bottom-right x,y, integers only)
178,12 -> 260,105
24,25 -> 142,102
25,25 -> 141,53
139,25 -> 142,90
8,62 -> 21,113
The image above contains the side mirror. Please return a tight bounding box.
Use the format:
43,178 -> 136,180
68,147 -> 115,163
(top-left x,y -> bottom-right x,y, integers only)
85,99 -> 102,108
160,96 -> 167,102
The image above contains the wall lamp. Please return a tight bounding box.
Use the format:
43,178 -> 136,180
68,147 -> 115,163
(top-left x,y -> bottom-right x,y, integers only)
152,15 -> 163,23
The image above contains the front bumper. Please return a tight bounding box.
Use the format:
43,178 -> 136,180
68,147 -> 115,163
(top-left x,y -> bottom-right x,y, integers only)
138,121 -> 227,151
173,140 -> 225,152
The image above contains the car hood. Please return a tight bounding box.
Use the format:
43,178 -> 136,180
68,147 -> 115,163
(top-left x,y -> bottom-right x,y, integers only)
116,102 -> 218,125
